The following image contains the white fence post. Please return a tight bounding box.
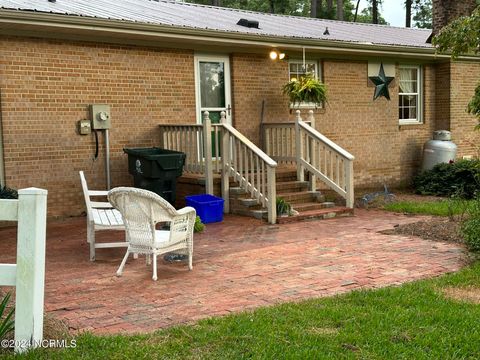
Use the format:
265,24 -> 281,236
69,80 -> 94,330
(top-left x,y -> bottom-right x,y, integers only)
295,110 -> 304,182
202,111 -> 214,195
14,187 -> 48,353
220,111 -> 230,213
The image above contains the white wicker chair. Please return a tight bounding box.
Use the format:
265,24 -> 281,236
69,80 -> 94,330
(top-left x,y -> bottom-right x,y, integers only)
108,187 -> 196,281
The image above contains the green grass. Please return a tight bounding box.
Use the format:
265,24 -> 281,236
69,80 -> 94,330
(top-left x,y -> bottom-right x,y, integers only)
7,263 -> 480,359
384,199 -> 475,217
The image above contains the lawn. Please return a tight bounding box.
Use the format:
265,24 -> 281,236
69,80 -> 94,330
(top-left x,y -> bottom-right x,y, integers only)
7,262 -> 480,359
383,198 -> 475,217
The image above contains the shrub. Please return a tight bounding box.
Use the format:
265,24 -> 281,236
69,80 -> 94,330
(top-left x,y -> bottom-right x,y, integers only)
194,216 -> 205,233
0,186 -> 18,200
276,197 -> 292,216
413,159 -> 480,199
0,292 -> 14,340
461,218 -> 480,251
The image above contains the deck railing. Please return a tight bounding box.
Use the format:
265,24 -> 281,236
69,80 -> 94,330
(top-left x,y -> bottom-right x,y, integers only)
0,188 -> 47,353
158,112 -> 277,223
261,120 -> 311,165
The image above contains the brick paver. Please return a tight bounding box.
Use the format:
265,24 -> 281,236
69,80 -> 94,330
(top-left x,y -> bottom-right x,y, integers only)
0,210 -> 466,334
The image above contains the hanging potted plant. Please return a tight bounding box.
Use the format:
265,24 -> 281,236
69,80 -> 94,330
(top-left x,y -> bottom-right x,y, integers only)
282,74 -> 327,109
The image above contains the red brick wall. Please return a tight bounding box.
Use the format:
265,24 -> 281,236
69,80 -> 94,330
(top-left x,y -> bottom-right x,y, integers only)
231,53 -> 289,145
1,36 -> 479,216
0,37 -> 196,216
432,0 -> 477,34
435,61 -> 451,131
449,61 -> 480,157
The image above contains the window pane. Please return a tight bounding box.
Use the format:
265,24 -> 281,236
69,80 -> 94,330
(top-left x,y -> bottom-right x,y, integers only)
199,61 -> 225,108
399,68 -> 417,94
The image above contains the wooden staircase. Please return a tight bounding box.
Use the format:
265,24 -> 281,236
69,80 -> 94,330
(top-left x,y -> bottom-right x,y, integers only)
230,167 -> 353,223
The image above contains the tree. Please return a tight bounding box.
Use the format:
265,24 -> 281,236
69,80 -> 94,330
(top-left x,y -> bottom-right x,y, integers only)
372,0 -> 378,24
433,6 -> 480,127
337,0 -> 344,20
355,6 -> 388,24
412,0 -> 432,29
405,0 -> 412,27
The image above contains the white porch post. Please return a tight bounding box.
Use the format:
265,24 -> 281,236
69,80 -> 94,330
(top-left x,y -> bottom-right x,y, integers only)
220,111 -> 230,213
307,110 -> 317,192
295,110 -> 304,182
345,161 -> 354,208
14,187 -> 48,353
267,166 -> 277,224
202,111 -> 214,195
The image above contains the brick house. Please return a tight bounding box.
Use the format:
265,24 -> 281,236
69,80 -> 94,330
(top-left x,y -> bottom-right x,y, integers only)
0,0 -> 479,218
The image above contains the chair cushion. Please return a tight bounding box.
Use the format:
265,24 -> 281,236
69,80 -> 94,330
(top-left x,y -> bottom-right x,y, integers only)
153,230 -> 171,248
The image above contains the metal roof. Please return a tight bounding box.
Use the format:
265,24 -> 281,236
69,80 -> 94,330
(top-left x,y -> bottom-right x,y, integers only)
0,0 -> 433,49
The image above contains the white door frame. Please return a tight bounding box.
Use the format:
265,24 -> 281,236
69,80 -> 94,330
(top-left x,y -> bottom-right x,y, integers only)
194,54 -> 232,125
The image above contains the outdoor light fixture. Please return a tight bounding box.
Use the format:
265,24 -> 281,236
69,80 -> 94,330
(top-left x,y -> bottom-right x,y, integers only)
269,50 -> 285,61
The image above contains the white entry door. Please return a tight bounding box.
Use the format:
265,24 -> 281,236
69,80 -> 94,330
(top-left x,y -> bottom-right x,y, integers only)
194,54 -> 232,126
195,54 -> 232,157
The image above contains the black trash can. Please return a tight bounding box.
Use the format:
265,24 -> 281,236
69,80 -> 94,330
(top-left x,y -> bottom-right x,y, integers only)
123,147 -> 186,205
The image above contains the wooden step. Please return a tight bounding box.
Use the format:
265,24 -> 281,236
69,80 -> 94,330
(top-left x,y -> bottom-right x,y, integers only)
277,191 -> 324,204
277,207 -> 354,224
292,202 -> 336,212
275,169 -> 297,182
275,180 -> 309,192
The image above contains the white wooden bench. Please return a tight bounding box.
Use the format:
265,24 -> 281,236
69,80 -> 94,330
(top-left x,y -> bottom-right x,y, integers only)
79,171 -> 127,261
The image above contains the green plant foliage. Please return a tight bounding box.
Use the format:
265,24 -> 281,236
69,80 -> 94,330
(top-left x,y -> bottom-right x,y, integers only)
0,186 -> 18,200
412,0 -> 432,29
282,74 -> 327,108
461,218 -> 480,251
467,83 -> 480,129
461,194 -> 480,251
413,160 -> 480,199
194,216 -> 205,233
276,197 -> 292,216
0,292 -> 15,340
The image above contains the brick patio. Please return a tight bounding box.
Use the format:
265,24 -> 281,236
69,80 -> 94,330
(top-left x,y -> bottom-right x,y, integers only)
0,210 -> 466,335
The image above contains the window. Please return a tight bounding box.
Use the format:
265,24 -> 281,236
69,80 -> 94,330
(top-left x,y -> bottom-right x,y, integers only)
398,65 -> 423,124
288,60 -> 320,108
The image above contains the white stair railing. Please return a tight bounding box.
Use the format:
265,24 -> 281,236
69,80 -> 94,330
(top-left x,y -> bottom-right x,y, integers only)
158,113 -> 278,223
218,112 -> 277,224
0,188 -> 47,353
295,110 -> 355,208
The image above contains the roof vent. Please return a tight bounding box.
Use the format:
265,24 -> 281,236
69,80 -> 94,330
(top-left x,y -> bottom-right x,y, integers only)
323,27 -> 330,36
237,18 -> 260,29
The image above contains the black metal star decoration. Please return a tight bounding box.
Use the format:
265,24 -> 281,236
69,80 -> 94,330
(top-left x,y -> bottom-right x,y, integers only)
369,63 -> 394,100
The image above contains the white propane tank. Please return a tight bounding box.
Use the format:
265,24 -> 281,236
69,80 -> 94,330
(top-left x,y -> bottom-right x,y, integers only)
421,130 -> 457,171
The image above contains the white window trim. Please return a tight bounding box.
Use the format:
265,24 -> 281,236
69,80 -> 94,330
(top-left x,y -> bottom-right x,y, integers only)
399,65 -> 423,125
288,60 -> 322,109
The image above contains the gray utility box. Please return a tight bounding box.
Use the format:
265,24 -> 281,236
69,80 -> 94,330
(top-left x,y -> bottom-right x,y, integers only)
421,130 -> 457,171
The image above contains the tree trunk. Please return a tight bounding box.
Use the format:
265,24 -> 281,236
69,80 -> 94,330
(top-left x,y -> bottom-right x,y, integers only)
212,0 -> 221,6
327,0 -> 333,14
372,0 -> 378,24
405,0 -> 412,27
269,0 -> 275,13
337,0 -> 344,20
311,0 -> 317,17
354,0 -> 361,22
